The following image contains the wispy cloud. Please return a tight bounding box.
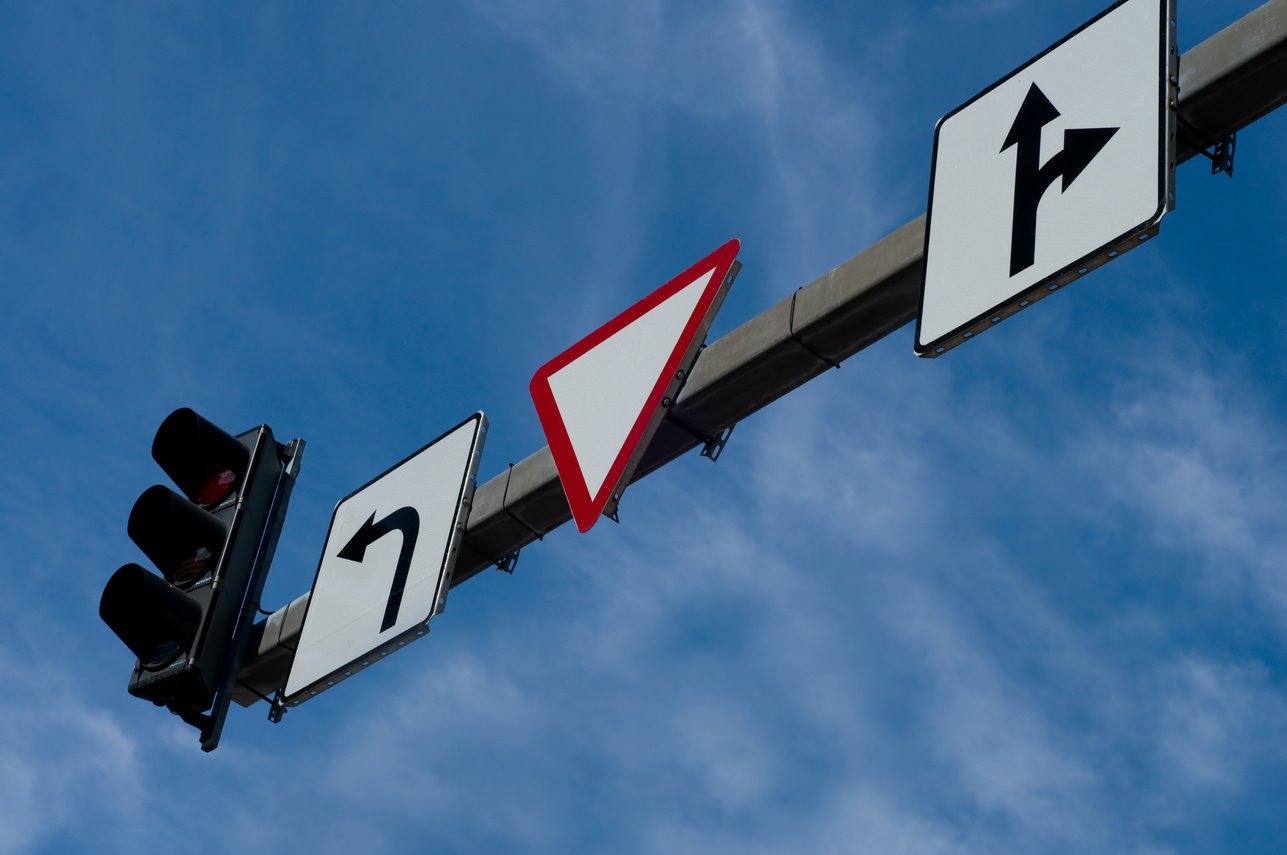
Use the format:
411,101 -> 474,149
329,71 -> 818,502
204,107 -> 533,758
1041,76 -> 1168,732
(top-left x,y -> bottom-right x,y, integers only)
462,0 -> 893,297
0,653 -> 145,853
1068,323 -> 1287,629
5,2 -> 1286,853
11,289 -> 1287,853
933,0 -> 1023,20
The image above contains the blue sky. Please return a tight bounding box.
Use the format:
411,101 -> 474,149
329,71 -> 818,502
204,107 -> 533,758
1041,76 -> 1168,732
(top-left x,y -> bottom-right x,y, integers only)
3,0 -> 1285,852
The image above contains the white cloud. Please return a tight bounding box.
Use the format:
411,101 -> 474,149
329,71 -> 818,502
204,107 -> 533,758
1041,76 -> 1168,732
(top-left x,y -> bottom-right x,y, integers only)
8,3 -> 1287,853
0,654 -> 146,853
933,0 -> 1022,19
1154,658 -> 1285,795
462,0 -> 891,290
18,295 -> 1287,855
1071,330 -> 1287,627
15,319 -> 1287,853
464,0 -> 783,121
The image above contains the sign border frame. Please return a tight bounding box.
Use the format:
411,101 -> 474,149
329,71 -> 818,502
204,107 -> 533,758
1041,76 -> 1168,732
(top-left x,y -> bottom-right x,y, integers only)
914,0 -> 1177,357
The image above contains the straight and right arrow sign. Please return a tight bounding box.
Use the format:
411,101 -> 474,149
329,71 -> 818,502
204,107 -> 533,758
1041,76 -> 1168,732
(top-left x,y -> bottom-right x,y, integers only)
916,0 -> 1178,356
1002,82 -> 1120,278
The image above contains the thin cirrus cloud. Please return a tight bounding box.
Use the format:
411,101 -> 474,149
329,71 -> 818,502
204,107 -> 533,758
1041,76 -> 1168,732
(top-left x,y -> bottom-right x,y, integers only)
0,652 -> 146,854
27,247 -> 1282,855
463,0 -> 891,287
2,0 -> 1285,852
12,314 -> 1287,854
208,299 -> 1287,853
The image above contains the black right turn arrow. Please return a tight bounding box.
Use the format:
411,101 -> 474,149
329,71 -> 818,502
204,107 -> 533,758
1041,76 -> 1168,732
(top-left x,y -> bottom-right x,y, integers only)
1002,82 -> 1119,277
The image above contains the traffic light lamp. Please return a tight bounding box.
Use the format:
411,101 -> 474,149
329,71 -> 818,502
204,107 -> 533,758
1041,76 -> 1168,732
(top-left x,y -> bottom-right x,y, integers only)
100,408 -> 301,751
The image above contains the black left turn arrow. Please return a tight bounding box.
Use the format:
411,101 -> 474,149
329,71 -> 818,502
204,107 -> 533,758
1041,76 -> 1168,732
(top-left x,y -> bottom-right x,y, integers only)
338,507 -> 421,632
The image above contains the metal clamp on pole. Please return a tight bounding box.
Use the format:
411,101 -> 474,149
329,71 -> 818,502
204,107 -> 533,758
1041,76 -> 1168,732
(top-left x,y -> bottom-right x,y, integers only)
789,288 -> 841,370
501,463 -> 544,541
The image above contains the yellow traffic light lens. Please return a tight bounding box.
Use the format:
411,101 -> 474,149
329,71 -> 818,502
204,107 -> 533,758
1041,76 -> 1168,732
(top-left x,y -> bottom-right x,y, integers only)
128,486 -> 228,586
172,547 -> 214,586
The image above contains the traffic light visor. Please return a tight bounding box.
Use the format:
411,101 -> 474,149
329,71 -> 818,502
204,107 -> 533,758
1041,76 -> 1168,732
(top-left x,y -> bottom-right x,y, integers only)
128,485 -> 228,585
100,564 -> 203,671
152,408 -> 250,506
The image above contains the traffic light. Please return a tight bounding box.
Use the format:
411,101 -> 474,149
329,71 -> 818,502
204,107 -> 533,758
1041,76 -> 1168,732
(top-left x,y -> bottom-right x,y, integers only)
100,408 -> 301,751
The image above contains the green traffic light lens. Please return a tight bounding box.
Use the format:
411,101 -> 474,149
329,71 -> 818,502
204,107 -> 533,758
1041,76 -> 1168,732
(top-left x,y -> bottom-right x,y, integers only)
99,564 -> 202,671
140,639 -> 186,671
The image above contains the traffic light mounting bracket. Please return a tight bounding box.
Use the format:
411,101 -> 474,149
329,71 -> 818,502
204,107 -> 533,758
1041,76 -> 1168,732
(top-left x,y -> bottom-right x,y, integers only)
196,435 -> 305,752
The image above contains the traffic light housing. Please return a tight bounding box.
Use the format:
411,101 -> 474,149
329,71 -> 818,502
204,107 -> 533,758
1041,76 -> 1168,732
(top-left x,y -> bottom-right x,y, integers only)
100,408 -> 295,749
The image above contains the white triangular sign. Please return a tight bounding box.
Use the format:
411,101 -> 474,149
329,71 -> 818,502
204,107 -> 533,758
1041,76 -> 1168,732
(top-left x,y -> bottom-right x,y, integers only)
530,239 -> 740,532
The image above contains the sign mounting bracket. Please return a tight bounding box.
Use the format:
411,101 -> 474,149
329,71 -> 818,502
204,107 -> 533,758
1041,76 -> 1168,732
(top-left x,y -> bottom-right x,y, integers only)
1182,122 -> 1236,178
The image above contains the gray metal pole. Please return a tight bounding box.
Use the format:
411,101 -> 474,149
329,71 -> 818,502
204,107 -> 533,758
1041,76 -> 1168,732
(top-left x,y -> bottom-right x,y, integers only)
232,0 -> 1287,706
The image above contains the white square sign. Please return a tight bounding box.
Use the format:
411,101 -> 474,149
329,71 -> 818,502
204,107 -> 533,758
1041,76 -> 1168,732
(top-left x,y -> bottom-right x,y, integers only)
283,413 -> 486,705
916,0 -> 1177,356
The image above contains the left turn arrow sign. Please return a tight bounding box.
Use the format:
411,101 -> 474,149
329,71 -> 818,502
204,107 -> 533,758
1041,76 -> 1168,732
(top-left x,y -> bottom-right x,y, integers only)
283,413 -> 486,706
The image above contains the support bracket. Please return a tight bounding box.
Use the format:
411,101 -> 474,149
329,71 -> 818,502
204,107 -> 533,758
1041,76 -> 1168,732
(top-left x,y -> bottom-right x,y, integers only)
699,425 -> 735,462
666,414 -> 736,463
1179,115 -> 1236,178
268,689 -> 287,724
1207,132 -> 1236,177
234,665 -> 289,725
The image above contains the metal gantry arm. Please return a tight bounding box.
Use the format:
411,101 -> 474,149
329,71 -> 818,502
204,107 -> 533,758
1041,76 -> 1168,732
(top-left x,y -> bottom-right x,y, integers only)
231,0 -> 1287,707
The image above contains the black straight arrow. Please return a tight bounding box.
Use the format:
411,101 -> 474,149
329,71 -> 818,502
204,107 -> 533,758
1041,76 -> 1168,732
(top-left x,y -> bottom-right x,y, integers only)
338,506 -> 420,632
1003,82 -> 1119,277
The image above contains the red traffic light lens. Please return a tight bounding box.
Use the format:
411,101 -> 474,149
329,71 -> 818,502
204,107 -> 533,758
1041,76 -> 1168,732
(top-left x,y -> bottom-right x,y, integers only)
152,408 -> 250,505
197,468 -> 238,506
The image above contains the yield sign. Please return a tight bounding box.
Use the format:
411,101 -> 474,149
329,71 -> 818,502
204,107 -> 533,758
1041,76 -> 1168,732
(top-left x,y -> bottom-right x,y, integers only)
531,239 -> 741,532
